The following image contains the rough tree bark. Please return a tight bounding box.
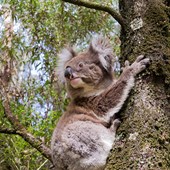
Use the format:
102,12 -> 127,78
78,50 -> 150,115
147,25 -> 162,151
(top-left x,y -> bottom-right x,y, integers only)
105,0 -> 170,169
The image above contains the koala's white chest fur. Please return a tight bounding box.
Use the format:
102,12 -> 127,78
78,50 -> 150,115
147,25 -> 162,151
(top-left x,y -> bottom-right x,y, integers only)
51,121 -> 115,170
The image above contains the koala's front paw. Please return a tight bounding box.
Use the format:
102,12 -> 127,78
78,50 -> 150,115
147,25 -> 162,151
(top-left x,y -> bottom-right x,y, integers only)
123,55 -> 149,76
131,55 -> 150,75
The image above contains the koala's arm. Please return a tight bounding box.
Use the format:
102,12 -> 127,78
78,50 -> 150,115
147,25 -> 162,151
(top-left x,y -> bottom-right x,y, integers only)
97,55 -> 149,120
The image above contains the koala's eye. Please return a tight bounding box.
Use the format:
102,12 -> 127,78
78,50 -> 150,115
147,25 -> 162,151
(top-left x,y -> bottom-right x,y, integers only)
78,62 -> 84,68
89,65 -> 95,70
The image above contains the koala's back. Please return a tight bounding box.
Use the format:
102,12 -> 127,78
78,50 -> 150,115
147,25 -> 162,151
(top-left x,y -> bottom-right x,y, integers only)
51,120 -> 114,170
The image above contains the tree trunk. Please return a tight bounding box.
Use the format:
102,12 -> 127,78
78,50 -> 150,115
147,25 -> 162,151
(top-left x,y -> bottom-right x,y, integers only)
105,0 -> 170,169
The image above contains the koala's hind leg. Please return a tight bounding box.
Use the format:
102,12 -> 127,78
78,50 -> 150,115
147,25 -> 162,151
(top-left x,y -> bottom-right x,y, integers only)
110,119 -> 121,133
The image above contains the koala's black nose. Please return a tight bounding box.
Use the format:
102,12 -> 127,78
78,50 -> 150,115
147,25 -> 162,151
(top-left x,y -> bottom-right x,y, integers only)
64,66 -> 73,79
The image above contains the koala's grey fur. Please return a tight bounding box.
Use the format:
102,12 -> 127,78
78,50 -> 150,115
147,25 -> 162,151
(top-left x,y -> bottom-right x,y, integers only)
51,36 -> 149,170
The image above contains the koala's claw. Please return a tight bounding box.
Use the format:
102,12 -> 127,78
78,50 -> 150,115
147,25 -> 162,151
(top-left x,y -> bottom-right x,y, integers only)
140,58 -> 150,65
135,55 -> 145,62
135,55 -> 150,65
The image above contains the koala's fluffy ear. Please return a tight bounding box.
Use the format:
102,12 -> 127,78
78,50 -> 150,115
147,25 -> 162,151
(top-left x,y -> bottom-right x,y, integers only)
89,36 -> 114,71
57,47 -> 76,83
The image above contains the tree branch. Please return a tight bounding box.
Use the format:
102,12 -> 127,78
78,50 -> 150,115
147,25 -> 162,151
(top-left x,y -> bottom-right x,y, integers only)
61,0 -> 125,29
2,98 -> 53,163
0,127 -> 18,134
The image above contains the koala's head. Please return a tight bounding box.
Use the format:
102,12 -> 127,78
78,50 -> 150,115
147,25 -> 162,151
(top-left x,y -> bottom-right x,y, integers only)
57,36 -> 114,98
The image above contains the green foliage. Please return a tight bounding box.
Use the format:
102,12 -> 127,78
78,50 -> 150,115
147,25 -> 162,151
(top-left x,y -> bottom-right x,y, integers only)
0,0 -> 120,169
0,134 -> 50,170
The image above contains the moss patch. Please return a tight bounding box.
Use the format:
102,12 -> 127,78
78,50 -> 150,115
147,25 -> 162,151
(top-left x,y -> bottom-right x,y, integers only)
142,1 -> 170,83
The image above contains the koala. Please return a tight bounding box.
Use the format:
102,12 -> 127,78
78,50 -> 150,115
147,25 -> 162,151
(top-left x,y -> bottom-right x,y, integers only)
51,36 -> 149,170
